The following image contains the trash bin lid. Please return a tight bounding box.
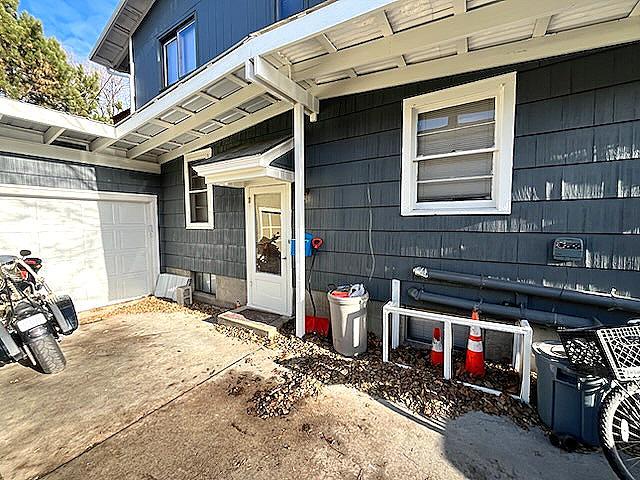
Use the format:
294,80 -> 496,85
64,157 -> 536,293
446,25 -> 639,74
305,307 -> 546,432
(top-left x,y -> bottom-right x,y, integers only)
532,340 -> 568,361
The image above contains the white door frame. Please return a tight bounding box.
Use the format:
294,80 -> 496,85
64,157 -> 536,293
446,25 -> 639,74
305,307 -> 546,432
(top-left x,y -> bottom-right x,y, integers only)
0,183 -> 161,306
244,183 -> 292,316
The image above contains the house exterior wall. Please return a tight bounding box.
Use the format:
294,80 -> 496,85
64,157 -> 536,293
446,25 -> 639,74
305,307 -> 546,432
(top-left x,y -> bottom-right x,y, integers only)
158,113 -> 291,285
132,0 -> 276,107
304,43 -> 640,329
0,153 -> 160,196
159,43 -> 640,331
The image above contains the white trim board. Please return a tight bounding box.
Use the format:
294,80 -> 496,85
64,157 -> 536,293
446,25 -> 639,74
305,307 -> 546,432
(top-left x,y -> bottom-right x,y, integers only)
0,137 -> 160,174
0,183 -> 158,203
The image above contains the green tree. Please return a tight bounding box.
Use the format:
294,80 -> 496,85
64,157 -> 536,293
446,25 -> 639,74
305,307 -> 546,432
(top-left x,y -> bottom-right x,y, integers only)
0,0 -> 106,120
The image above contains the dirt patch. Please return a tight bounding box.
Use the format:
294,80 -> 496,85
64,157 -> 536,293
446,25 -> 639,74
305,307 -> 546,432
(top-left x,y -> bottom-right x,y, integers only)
81,298 -> 540,429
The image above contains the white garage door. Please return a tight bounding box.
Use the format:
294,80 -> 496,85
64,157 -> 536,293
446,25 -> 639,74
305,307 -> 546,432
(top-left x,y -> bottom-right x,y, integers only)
0,186 -> 159,311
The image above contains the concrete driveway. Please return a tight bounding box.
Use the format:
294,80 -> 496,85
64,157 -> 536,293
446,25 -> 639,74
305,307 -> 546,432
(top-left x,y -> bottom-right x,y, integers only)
0,302 -> 614,480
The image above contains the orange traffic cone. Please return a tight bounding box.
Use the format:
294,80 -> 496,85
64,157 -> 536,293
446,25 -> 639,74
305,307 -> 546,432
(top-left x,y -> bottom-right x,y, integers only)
431,327 -> 443,366
465,310 -> 485,377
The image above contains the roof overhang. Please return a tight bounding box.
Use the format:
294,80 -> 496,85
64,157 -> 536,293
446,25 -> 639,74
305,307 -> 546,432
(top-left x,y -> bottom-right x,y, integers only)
193,138 -> 294,187
1,0 -> 639,174
90,0 -> 156,71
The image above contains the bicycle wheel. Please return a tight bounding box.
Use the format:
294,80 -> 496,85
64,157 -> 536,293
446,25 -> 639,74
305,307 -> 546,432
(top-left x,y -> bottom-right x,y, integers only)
600,383 -> 640,480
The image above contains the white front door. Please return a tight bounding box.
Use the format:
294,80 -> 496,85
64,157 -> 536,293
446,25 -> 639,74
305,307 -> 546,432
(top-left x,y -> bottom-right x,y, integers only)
245,184 -> 292,316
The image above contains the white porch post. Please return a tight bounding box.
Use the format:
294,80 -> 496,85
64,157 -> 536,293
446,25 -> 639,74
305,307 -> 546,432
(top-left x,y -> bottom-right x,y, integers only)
294,103 -> 306,338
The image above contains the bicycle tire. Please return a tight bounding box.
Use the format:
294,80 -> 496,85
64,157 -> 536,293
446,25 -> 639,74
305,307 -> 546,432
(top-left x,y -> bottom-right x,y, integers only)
600,382 -> 640,480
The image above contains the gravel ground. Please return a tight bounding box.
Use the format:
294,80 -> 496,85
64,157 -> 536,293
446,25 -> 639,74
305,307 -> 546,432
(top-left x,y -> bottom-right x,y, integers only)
107,297 -> 542,431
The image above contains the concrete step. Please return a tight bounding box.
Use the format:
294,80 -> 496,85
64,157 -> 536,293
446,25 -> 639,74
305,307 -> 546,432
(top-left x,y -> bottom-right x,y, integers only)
216,307 -> 290,339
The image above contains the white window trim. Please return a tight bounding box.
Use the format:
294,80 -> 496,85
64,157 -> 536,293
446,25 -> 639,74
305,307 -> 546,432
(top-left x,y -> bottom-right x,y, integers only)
163,20 -> 196,88
184,148 -> 214,229
401,72 -> 516,216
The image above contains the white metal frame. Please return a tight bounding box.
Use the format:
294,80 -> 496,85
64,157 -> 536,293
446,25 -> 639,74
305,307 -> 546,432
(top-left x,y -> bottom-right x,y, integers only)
382,279 -> 532,403
0,183 -> 161,305
183,148 -> 214,229
401,73 -> 516,216
244,182 -> 293,317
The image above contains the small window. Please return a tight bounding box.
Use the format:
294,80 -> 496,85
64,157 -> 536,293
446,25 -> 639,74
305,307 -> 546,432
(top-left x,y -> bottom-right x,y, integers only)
163,20 -> 196,87
401,73 -> 516,216
192,271 -> 216,295
278,0 -> 304,19
184,149 -> 213,229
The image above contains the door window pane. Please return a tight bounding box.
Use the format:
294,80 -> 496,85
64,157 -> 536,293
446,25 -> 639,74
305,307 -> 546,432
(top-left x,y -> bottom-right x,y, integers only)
178,22 -> 196,77
254,193 -> 282,276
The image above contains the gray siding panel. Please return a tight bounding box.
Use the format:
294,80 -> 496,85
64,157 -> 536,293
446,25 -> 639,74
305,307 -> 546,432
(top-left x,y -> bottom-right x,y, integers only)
159,158 -> 246,279
0,153 -> 160,196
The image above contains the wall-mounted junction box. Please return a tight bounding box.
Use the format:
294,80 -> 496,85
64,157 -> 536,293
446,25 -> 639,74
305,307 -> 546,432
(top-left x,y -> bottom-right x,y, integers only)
552,237 -> 584,262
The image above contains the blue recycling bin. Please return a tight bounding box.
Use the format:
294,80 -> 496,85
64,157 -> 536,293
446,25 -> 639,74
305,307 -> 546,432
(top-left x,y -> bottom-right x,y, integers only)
290,232 -> 313,257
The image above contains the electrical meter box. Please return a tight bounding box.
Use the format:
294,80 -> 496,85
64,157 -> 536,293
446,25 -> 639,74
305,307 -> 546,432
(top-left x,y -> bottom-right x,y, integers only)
553,237 -> 584,262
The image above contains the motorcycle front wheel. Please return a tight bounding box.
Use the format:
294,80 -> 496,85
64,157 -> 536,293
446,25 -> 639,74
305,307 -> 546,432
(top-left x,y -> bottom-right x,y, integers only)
29,333 -> 66,374
600,382 -> 640,480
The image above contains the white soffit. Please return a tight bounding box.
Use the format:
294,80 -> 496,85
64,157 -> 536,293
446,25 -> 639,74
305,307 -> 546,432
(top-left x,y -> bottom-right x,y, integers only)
1,0 -> 639,173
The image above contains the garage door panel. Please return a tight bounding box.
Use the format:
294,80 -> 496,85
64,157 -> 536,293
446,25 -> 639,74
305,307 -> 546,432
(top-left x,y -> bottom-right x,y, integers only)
100,230 -> 118,251
38,230 -> 86,255
0,192 -> 156,311
116,251 -> 149,275
37,199 -> 84,226
0,232 -> 35,253
0,199 -> 37,229
118,229 -> 148,250
117,203 -> 147,224
96,202 -> 116,225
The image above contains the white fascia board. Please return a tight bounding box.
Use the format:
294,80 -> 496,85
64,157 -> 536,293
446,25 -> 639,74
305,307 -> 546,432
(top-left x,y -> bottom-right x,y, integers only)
115,0 -> 400,136
313,16 -> 640,99
0,97 -> 117,139
0,137 -> 160,174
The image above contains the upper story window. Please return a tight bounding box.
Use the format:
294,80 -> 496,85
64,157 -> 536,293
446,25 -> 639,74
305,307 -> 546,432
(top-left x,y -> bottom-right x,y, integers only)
401,73 -> 516,216
184,149 -> 213,229
163,20 -> 196,87
278,0 -> 304,19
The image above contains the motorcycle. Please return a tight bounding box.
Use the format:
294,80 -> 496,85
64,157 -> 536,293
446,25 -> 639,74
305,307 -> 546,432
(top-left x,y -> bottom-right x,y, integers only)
0,250 -> 78,374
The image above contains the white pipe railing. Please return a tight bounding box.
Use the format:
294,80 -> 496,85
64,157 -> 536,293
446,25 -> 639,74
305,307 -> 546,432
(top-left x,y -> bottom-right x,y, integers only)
382,279 -> 533,403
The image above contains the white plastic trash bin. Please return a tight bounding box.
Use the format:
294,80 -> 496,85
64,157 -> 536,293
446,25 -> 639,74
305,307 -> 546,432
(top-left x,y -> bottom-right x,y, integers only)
327,291 -> 369,357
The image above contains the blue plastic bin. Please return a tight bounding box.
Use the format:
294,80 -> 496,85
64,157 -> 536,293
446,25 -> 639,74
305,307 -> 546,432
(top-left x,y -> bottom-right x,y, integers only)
290,232 -> 313,257
533,341 -> 610,446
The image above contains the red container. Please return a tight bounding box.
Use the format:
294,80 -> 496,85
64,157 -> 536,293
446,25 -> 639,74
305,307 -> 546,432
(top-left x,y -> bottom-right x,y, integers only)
305,315 -> 330,337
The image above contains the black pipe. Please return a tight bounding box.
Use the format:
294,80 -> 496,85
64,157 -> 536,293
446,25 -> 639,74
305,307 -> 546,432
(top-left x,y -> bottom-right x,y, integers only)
413,267 -> 640,314
407,288 -> 596,328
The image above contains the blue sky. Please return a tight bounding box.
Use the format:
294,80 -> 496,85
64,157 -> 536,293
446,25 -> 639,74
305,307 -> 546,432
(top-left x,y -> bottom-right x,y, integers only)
20,0 -> 119,61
